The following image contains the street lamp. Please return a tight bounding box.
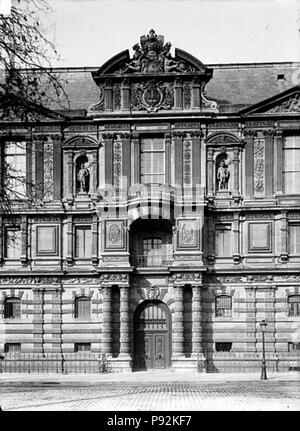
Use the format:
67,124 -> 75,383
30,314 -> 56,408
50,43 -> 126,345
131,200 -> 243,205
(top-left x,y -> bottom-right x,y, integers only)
260,319 -> 268,380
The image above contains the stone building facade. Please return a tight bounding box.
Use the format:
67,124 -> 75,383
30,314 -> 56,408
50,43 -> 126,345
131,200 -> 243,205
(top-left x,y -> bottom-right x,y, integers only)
0,30 -> 300,372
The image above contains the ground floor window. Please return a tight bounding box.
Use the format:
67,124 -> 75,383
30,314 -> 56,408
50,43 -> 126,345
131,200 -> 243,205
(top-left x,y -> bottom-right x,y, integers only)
215,342 -> 232,352
74,343 -> 91,352
4,343 -> 21,353
215,295 -> 232,317
288,295 -> 300,316
288,342 -> 300,352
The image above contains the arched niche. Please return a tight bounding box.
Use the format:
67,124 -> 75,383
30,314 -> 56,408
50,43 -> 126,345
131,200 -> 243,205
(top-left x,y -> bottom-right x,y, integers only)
75,154 -> 90,194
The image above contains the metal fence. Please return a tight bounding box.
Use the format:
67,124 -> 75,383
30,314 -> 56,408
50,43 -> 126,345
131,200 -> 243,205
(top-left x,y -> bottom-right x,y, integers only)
203,352 -> 300,373
0,351 -> 299,374
0,353 -> 107,374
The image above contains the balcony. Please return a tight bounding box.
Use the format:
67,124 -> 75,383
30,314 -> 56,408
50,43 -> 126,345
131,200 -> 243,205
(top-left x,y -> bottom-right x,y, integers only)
134,254 -> 173,267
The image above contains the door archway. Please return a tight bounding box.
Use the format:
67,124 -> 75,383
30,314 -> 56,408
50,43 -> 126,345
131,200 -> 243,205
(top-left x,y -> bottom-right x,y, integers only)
133,300 -> 172,370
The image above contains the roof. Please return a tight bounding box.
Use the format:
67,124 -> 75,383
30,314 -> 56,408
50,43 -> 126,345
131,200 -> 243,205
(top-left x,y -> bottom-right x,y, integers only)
3,62 -> 300,115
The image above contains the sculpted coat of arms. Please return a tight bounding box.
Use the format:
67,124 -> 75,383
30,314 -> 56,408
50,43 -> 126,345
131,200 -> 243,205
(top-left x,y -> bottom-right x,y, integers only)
123,29 -> 190,74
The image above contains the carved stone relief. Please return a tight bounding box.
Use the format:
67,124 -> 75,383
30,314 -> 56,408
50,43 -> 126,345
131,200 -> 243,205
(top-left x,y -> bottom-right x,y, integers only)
121,29 -> 192,74
183,137 -> 192,184
253,138 -> 265,194
113,139 -> 122,188
43,143 -> 53,200
268,94 -> 300,113
131,80 -> 174,112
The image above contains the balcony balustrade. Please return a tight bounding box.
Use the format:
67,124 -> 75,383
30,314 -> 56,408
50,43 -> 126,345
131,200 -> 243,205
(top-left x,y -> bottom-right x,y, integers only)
133,254 -> 173,267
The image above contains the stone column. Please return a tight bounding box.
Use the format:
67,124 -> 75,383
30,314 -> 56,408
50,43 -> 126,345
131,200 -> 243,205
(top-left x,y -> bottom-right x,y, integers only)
275,130 -> 283,195
172,286 -> 184,357
192,285 -> 202,356
192,78 -> 201,109
90,150 -> 98,198
121,79 -> 130,111
119,286 -> 130,357
174,78 -> 183,110
165,133 -> 171,185
66,151 -> 74,201
207,147 -> 214,196
280,211 -> 288,262
132,132 -> 140,184
232,147 -> 240,196
232,212 -> 241,263
65,216 -> 73,266
20,215 -> 27,265
104,80 -> 113,111
91,214 -> 98,266
101,286 -> 112,356
0,215 -> 2,264
33,287 -> 44,354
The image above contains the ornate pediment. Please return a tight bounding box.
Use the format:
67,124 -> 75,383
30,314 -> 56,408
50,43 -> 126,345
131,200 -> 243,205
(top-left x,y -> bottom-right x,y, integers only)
240,86 -> 300,115
88,30 -> 218,115
93,29 -> 208,77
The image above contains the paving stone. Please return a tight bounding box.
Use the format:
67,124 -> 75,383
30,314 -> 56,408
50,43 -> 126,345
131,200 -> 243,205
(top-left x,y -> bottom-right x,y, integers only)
0,380 -> 299,411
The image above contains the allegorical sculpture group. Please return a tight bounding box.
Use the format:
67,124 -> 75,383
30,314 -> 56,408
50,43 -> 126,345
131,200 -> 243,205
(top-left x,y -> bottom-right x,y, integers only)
123,29 -> 189,74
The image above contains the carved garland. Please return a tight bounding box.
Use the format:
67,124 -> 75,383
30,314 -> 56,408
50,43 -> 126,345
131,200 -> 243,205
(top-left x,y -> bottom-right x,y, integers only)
253,138 -> 265,194
113,138 -> 122,187
43,142 -> 54,200
183,137 -> 192,184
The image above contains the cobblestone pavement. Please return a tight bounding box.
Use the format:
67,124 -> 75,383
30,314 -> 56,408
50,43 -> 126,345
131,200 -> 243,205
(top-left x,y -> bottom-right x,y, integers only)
0,379 -> 299,411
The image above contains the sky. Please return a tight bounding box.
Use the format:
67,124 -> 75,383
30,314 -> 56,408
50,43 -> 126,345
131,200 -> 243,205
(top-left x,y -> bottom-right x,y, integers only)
40,0 -> 300,68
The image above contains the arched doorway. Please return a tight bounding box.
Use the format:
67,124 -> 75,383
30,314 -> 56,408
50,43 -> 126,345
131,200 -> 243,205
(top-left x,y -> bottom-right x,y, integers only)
133,300 -> 171,370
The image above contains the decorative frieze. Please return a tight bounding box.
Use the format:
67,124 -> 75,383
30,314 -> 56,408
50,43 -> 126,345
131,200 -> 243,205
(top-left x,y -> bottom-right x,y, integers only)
170,272 -> 202,285
99,273 -> 129,285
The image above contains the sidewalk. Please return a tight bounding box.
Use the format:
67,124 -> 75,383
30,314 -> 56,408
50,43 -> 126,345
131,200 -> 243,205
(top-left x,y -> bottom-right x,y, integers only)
0,370 -> 299,384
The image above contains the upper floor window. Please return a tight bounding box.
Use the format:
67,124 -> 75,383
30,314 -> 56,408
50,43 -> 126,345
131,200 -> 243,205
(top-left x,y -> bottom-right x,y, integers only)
215,224 -> 232,257
4,227 -> 21,259
215,295 -> 232,317
75,226 -> 92,258
74,296 -> 91,319
140,138 -> 165,184
4,297 -> 21,319
283,135 -> 300,194
289,224 -> 300,254
4,142 -> 26,198
288,295 -> 300,317
141,237 -> 163,266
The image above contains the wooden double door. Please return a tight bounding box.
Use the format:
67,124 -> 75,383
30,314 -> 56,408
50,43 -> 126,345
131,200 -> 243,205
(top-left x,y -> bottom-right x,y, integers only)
134,301 -> 171,370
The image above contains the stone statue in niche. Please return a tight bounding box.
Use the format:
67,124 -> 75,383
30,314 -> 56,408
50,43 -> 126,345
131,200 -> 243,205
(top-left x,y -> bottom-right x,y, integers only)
76,155 -> 90,193
217,159 -> 230,191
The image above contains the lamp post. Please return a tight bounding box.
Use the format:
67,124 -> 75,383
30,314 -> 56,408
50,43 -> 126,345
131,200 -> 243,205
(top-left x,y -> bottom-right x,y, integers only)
260,319 -> 268,380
